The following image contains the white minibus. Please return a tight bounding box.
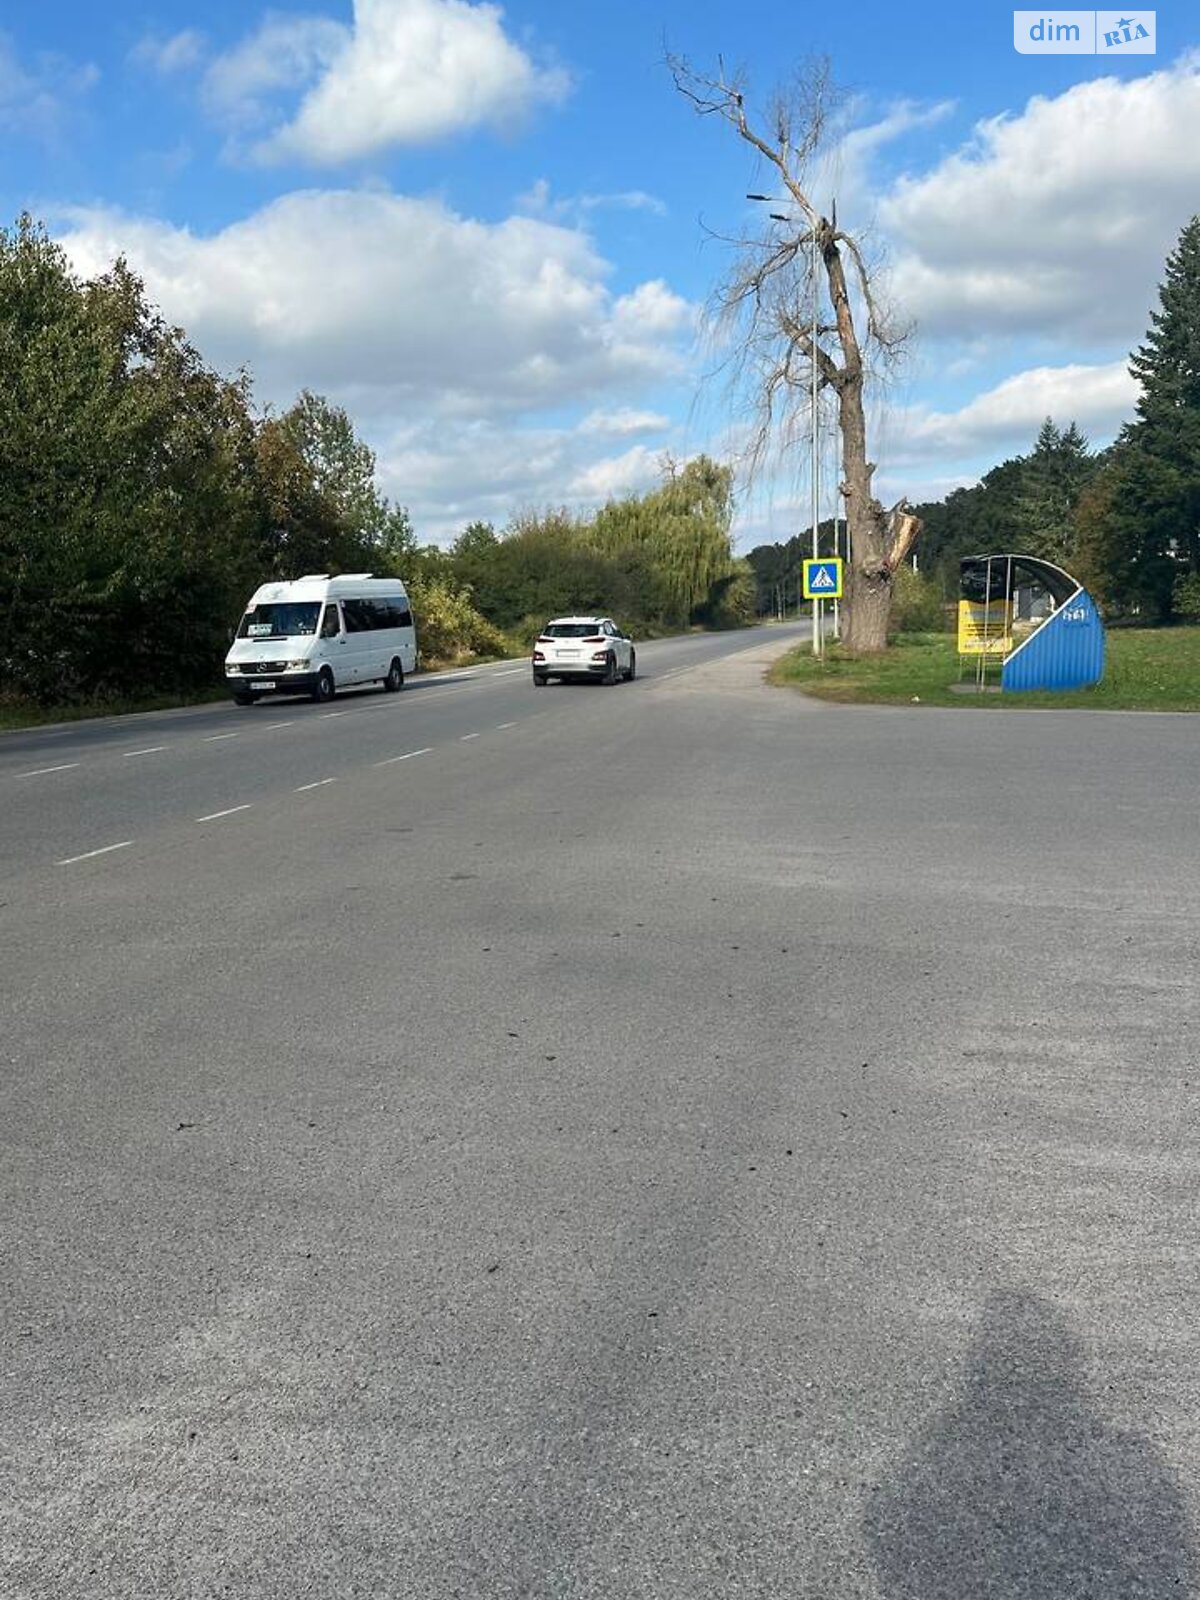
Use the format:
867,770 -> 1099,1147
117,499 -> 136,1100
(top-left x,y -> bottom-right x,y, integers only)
225,574 -> 418,705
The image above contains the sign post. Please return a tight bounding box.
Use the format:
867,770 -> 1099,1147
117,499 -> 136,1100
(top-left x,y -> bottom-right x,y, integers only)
802,559 -> 843,659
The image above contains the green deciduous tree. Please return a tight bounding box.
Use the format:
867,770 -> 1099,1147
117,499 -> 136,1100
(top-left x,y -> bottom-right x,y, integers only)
588,456 -> 745,626
0,216 -> 260,699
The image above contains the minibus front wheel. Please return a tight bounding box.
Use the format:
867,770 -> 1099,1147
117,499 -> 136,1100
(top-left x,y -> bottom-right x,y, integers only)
312,668 -> 336,704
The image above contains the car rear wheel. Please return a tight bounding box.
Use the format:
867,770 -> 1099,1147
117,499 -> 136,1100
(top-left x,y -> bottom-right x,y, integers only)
533,670 -> 548,686
624,649 -> 636,682
312,668 -> 335,704
604,652 -> 620,685
384,658 -> 404,693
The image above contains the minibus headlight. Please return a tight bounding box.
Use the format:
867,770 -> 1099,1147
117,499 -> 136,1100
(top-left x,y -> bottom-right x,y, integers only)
287,660 -> 308,670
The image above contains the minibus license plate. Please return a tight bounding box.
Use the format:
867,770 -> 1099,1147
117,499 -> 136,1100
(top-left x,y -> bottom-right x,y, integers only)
251,679 -> 276,690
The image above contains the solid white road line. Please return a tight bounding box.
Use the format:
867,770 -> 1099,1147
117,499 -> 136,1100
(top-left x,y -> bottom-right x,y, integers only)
57,841 -> 132,866
373,747 -> 432,767
123,746 -> 167,758
203,733 -> 239,742
296,778 -> 337,791
196,804 -> 252,823
20,763 -> 80,778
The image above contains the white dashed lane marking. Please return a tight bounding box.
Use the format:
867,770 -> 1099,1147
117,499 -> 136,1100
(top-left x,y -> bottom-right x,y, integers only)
373,748 -> 432,767
57,841 -> 132,866
20,763 -> 79,778
203,733 -> 239,743
460,733 -> 480,741
296,779 -> 337,792
195,804 -> 252,823
124,746 -> 167,758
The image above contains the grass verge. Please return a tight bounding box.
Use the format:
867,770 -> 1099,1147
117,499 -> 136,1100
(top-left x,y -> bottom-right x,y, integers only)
0,685 -> 233,732
769,628 -> 1200,712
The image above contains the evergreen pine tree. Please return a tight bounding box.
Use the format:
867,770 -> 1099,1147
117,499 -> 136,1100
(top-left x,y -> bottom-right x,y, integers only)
1015,418 -> 1098,566
1090,217 -> 1200,617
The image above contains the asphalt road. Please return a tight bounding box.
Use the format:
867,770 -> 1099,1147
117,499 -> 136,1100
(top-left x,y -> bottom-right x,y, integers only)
3,625 -> 1198,1598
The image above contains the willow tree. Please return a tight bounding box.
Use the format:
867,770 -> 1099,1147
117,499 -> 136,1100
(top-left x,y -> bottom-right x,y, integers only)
670,57 -> 920,651
588,455 -> 743,625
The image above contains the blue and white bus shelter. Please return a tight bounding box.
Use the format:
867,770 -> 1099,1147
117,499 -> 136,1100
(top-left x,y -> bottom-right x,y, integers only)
959,555 -> 1105,693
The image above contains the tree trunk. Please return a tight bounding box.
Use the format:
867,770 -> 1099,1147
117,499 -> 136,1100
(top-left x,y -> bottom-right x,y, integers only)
843,564 -> 891,652
822,226 -> 893,653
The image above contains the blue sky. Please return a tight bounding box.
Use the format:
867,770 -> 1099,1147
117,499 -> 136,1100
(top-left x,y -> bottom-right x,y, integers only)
3,1 -> 1197,547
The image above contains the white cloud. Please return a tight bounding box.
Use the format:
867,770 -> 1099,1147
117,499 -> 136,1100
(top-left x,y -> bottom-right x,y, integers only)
0,35 -> 97,139
874,472 -> 982,509
579,408 -> 670,438
55,191 -> 692,413
372,421 -> 678,543
817,96 -> 956,219
205,0 -> 569,164
611,279 -> 693,339
517,179 -> 668,221
881,58 -> 1200,341
52,190 -> 698,545
567,444 -> 664,500
892,360 -> 1137,462
202,17 -> 344,131
131,30 -> 206,75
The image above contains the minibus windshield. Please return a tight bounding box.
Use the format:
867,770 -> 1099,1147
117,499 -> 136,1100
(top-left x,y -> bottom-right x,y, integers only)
237,603 -> 321,639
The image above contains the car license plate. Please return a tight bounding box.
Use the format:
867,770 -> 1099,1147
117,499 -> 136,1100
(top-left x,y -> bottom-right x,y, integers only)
559,649 -> 579,659
251,680 -> 276,689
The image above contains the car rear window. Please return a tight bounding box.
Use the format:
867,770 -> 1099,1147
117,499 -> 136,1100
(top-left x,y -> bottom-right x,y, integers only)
544,622 -> 600,637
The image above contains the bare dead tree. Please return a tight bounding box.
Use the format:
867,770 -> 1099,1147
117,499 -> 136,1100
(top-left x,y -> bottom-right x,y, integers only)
670,53 -> 921,651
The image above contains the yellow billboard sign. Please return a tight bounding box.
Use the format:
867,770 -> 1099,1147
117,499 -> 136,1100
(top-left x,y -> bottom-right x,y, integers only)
957,599 -> 1014,655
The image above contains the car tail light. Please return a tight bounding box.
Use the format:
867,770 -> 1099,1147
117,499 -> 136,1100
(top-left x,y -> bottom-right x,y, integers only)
532,650 -> 545,661
591,650 -> 609,661
536,636 -> 552,644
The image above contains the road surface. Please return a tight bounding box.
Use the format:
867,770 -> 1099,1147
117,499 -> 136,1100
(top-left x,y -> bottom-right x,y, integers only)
3,625 -> 1197,1597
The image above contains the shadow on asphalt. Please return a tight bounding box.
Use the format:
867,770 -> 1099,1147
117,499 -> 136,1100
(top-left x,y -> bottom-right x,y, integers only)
864,1290 -> 1197,1598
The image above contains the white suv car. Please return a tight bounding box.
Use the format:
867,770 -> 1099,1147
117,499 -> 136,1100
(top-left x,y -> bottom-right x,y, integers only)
532,617 -> 636,686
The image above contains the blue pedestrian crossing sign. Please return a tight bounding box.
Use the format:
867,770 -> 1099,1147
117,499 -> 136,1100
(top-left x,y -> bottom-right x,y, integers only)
802,558 -> 843,600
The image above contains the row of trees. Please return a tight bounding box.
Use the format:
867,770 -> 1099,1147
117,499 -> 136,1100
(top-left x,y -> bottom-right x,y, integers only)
442,456 -> 750,638
746,216 -> 1200,628
0,215 -> 750,706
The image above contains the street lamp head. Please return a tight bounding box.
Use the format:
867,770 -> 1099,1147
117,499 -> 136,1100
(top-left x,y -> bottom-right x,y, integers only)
745,193 -> 773,201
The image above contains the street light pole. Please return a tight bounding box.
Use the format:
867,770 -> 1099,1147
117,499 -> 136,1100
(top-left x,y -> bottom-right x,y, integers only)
810,221 -> 821,657
749,192 -> 823,653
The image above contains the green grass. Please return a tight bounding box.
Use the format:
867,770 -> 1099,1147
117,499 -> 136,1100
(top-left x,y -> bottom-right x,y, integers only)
770,627 -> 1200,711
0,685 -> 232,732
